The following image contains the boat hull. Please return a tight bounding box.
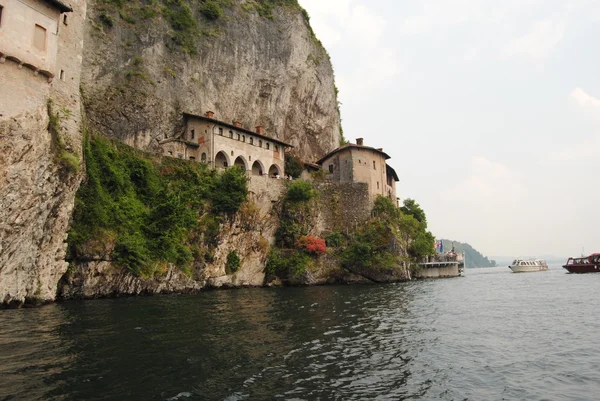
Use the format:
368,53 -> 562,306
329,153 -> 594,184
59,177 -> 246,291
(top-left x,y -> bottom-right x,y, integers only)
563,265 -> 600,274
509,265 -> 548,273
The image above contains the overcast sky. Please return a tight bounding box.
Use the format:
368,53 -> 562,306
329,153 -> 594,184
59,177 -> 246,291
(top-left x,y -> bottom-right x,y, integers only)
298,0 -> 600,258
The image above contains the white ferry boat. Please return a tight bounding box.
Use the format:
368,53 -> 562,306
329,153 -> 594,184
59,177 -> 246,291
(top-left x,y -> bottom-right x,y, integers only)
509,259 -> 548,273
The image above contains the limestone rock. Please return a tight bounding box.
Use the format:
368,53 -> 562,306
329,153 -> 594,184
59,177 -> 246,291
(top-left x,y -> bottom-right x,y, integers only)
82,1 -> 341,161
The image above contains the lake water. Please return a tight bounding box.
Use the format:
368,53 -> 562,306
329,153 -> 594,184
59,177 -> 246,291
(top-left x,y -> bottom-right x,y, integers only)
1,266 -> 599,401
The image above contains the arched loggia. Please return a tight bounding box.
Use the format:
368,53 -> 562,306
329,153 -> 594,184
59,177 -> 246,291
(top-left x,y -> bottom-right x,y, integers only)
215,151 -> 230,168
251,160 -> 265,176
268,164 -> 282,177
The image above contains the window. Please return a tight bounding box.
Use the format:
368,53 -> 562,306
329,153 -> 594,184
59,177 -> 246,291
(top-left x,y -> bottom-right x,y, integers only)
377,182 -> 380,189
59,70 -> 65,81
219,128 -> 223,136
189,156 -> 195,161
242,135 -> 246,142
63,14 -> 68,25
231,151 -> 234,156
0,6 -> 4,28
373,160 -> 376,170
229,130 -> 233,138
168,151 -> 173,156
266,143 -> 270,150
237,133 -> 240,140
250,137 -> 254,145
34,25 -> 47,52
190,129 -> 195,139
249,156 -> 251,161
275,145 -> 279,152
259,140 -> 262,147
201,153 -> 207,163
329,164 -> 334,173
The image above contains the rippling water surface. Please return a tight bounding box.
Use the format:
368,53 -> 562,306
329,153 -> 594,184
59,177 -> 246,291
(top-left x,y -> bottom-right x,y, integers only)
1,266 -> 600,400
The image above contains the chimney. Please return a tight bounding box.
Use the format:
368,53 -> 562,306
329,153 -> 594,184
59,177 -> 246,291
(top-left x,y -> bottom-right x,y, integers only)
256,125 -> 264,135
356,138 -> 364,146
233,121 -> 242,128
377,148 -> 383,152
205,111 -> 215,119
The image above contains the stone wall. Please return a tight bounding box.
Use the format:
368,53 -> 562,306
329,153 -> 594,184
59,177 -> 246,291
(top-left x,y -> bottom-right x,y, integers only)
313,181 -> 372,236
416,264 -> 461,279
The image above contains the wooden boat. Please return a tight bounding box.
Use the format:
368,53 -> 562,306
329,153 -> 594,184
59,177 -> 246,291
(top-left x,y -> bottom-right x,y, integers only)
563,253 -> 600,273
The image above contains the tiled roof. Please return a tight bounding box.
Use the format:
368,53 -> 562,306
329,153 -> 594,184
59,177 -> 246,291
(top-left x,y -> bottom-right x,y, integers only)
43,0 -> 73,12
183,112 -> 293,147
316,143 -> 391,165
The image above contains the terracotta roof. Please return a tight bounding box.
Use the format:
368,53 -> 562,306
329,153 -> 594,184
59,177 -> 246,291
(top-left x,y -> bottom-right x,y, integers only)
316,143 -> 391,165
183,112 -> 293,147
43,0 -> 73,12
386,164 -> 399,182
303,161 -> 320,170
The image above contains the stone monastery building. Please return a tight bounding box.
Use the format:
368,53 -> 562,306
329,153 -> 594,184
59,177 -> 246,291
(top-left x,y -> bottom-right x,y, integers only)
160,111 -> 292,178
316,138 -> 399,203
0,0 -> 78,118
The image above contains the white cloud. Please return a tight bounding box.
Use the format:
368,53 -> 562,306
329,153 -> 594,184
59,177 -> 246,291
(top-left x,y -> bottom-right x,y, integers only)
504,19 -> 566,59
346,5 -> 386,47
548,136 -> 600,161
298,0 -> 401,97
443,157 -> 520,201
336,48 -> 402,98
569,87 -> 600,111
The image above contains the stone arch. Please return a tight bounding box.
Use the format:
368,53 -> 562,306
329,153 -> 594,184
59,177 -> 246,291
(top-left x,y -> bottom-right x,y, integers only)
234,155 -> 248,170
215,151 -> 230,168
251,160 -> 265,176
269,164 -> 282,177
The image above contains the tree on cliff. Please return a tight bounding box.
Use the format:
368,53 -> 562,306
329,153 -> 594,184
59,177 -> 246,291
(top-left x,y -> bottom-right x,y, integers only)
400,198 -> 427,226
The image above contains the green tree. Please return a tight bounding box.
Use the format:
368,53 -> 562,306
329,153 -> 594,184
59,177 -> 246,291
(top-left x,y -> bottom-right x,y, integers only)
284,154 -> 303,179
400,198 -> 427,226
209,166 -> 248,214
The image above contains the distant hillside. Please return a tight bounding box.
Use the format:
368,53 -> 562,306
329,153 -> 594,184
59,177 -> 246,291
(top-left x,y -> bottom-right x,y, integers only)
440,240 -> 496,268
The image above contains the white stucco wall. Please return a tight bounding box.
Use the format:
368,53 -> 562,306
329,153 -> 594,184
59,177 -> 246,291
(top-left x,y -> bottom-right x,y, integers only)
0,0 -> 61,75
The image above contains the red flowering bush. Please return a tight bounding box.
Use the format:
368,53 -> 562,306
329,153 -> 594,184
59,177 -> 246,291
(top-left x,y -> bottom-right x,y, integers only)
295,236 -> 327,255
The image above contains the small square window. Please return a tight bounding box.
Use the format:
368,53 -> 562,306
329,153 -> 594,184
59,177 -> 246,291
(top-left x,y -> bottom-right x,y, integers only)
328,164 -> 334,173
190,129 -> 195,139
373,160 -> 376,169
219,128 -> 223,136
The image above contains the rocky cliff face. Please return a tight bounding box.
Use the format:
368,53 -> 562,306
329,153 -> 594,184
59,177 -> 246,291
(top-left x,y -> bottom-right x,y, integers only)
0,0 -> 86,307
82,0 -> 341,161
1,0 -> 349,307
